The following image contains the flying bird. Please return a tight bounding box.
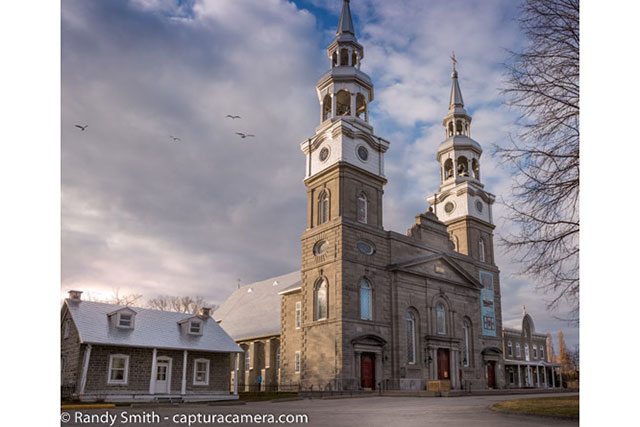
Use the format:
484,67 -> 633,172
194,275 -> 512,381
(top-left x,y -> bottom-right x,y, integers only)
235,132 -> 255,139
169,135 -> 181,142
226,115 -> 241,119
75,124 -> 88,131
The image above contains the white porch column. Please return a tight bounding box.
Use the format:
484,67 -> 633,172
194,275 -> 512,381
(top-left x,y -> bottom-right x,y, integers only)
234,353 -> 239,395
559,367 -> 563,388
551,367 -> 556,387
181,350 -> 187,395
518,365 -> 522,387
149,348 -> 158,394
543,366 -> 548,388
536,366 -> 540,388
79,344 -> 92,395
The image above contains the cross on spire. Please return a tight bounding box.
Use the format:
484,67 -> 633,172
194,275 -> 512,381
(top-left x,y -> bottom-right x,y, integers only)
450,51 -> 457,72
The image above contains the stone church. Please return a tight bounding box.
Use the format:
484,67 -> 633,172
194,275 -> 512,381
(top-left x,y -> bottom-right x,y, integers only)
216,0 -> 558,392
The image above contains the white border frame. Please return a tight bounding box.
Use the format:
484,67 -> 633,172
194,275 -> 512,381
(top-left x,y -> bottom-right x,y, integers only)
192,358 -> 210,386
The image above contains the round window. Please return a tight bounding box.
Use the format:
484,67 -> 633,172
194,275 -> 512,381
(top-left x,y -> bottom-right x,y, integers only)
319,147 -> 329,162
475,200 -> 483,212
444,202 -> 455,214
357,145 -> 369,162
313,240 -> 329,256
356,241 -> 375,256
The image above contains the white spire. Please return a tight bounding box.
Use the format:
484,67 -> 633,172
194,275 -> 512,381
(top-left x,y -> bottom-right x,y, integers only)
337,0 -> 355,37
448,52 -> 465,113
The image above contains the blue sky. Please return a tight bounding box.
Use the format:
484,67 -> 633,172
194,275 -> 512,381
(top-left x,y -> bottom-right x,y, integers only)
60,0 -> 577,350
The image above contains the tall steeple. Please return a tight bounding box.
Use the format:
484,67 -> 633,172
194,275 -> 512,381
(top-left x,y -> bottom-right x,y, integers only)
427,57 -> 496,263
337,0 -> 355,37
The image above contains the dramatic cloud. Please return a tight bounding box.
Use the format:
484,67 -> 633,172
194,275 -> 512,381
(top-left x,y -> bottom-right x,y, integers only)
62,0 -> 577,348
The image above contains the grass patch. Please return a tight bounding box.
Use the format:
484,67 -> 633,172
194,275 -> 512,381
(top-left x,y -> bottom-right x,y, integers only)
492,395 -> 579,418
237,392 -> 299,402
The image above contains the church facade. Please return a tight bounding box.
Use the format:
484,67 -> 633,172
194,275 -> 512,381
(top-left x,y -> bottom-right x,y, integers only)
277,0 -> 503,392
216,0 -> 563,393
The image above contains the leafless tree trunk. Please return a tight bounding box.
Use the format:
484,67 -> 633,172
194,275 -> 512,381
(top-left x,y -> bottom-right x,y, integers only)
498,0 -> 579,323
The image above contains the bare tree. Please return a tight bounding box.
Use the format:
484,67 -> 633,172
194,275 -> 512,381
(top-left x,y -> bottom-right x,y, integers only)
146,295 -> 216,315
498,0 -> 579,322
85,288 -> 144,307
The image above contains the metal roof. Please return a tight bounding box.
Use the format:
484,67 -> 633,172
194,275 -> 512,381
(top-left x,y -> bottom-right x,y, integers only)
64,300 -> 242,353
214,271 -> 300,341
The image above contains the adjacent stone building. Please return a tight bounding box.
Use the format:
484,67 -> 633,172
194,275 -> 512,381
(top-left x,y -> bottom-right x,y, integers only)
61,290 -> 242,402
502,309 -> 563,389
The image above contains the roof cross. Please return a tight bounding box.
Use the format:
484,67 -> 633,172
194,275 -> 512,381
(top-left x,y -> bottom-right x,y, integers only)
450,51 -> 457,71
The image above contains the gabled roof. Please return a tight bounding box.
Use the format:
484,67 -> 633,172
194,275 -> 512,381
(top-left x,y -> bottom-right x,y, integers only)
388,252 -> 483,289
214,271 -> 300,341
64,300 -> 241,353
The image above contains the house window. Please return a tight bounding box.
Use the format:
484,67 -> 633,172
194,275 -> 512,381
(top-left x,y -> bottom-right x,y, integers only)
360,279 -> 372,320
357,193 -> 367,223
533,345 -> 537,359
295,301 -> 301,329
436,303 -> 446,335
189,320 -> 202,335
540,346 -> 545,361
63,319 -> 70,338
193,359 -> 210,386
479,239 -> 486,262
524,344 -> 530,361
507,341 -> 513,357
509,368 -> 515,384
107,354 -> 130,385
516,343 -> 521,358
462,320 -> 471,367
117,313 -> 133,329
295,351 -> 301,373
244,347 -> 251,370
315,279 -> 328,320
318,191 -> 329,225
406,312 -> 416,364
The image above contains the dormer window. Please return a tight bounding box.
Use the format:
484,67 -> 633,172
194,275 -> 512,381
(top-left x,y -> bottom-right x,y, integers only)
118,313 -> 133,328
189,320 -> 202,335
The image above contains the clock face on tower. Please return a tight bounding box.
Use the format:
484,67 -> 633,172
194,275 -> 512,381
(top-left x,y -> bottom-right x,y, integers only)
319,147 -> 329,162
357,145 -> 369,162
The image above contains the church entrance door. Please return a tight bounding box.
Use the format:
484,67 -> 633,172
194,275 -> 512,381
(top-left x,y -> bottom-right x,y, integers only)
437,348 -> 450,380
360,353 -> 375,390
487,361 -> 496,389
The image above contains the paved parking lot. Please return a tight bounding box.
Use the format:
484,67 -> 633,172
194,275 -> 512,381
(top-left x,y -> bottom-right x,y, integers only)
61,392 -> 578,427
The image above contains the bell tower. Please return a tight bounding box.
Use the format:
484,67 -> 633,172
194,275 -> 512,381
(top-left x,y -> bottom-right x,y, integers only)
427,57 -> 497,265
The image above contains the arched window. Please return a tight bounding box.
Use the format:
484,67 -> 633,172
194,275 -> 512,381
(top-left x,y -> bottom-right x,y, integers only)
357,193 -> 367,223
352,51 -> 358,67
332,51 -> 338,68
356,93 -> 366,120
318,191 -> 329,225
315,279 -> 328,320
462,319 -> 471,367
457,156 -> 468,177
465,122 -> 469,136
444,159 -> 454,179
472,158 -> 479,179
456,121 -> 463,135
448,121 -> 454,137
507,341 -> 513,357
322,94 -> 332,122
340,48 -> 349,66
360,279 -> 372,320
436,303 -> 446,335
335,89 -> 351,116
406,311 -> 416,364
479,239 -> 486,262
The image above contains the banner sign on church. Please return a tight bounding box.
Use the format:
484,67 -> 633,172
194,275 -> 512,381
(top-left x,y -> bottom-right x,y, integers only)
479,271 -> 496,337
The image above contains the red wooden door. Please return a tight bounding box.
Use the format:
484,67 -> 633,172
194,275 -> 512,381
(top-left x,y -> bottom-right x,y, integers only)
437,348 -> 450,380
487,362 -> 496,388
360,353 -> 375,389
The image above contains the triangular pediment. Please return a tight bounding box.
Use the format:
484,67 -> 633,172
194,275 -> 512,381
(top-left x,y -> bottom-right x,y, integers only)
388,252 -> 482,289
